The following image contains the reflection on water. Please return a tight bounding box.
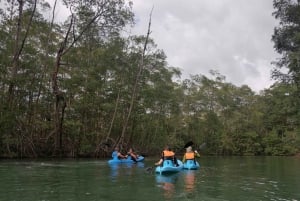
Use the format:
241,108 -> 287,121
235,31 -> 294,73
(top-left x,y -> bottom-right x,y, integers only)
183,170 -> 196,193
182,170 -> 198,200
155,171 -> 198,200
156,173 -> 179,200
109,163 -> 119,179
109,162 -> 145,181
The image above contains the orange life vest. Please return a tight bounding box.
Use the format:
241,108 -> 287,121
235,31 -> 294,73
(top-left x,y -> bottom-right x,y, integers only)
163,150 -> 175,158
185,152 -> 195,160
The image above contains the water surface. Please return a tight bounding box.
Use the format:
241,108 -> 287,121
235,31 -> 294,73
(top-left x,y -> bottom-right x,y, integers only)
0,157 -> 299,201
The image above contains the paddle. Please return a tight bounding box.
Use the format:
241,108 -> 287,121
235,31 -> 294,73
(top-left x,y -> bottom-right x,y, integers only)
145,158 -> 165,174
145,162 -> 162,173
145,166 -> 155,173
184,141 -> 206,150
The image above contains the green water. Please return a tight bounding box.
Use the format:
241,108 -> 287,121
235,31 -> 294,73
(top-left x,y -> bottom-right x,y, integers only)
0,157 -> 299,201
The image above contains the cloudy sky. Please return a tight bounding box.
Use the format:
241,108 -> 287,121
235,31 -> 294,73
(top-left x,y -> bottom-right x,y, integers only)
49,0 -> 279,92
129,0 -> 279,92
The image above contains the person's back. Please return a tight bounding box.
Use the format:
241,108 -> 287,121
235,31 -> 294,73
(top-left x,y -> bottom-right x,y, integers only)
112,147 -> 127,159
162,149 -> 175,160
156,145 -> 179,166
182,146 -> 200,163
112,150 -> 118,158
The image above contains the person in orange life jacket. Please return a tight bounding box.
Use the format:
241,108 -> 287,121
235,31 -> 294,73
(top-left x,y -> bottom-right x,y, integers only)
127,148 -> 139,162
155,145 -> 179,166
112,147 -> 127,159
182,146 -> 200,163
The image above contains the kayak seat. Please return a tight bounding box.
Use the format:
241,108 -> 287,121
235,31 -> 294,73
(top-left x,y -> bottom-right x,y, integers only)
163,159 -> 175,167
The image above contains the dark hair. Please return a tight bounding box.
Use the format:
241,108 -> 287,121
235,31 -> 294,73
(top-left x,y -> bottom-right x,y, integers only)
164,145 -> 170,150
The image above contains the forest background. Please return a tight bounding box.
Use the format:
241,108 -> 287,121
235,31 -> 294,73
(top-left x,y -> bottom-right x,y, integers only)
0,0 -> 299,158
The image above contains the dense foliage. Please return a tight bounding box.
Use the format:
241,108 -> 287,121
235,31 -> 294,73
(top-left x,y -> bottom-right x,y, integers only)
0,0 -> 299,158
272,0 -> 300,129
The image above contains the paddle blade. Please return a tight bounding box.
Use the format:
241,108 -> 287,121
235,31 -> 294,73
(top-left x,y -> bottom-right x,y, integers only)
145,166 -> 155,173
199,142 -> 207,150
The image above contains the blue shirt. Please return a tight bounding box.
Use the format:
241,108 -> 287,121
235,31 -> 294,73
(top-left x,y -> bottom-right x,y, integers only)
112,151 -> 118,158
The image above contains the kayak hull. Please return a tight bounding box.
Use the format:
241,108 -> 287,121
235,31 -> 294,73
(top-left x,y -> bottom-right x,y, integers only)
108,155 -> 144,164
155,159 -> 183,174
183,160 -> 200,170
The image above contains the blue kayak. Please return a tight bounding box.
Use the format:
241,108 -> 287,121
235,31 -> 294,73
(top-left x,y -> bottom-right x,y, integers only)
183,160 -> 200,170
108,155 -> 144,164
155,159 -> 183,174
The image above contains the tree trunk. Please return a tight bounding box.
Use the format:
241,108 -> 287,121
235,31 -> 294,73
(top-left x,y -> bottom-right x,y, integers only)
8,0 -> 37,103
52,47 -> 67,156
116,8 -> 153,147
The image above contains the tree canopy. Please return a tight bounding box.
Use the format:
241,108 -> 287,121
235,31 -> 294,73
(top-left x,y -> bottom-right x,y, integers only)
0,0 -> 299,158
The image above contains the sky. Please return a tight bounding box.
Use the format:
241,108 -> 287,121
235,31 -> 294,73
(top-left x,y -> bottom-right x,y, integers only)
129,0 -> 280,92
48,0 -> 280,92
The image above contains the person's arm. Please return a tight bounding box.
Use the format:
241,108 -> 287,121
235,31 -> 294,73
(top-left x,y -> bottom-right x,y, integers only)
155,158 -> 163,165
182,154 -> 186,163
155,151 -> 164,165
130,152 -> 137,159
194,150 -> 200,157
118,152 -> 127,158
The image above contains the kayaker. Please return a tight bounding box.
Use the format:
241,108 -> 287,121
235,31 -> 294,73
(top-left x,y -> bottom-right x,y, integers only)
112,147 -> 127,159
127,148 -> 139,162
155,145 -> 179,166
182,146 -> 200,163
